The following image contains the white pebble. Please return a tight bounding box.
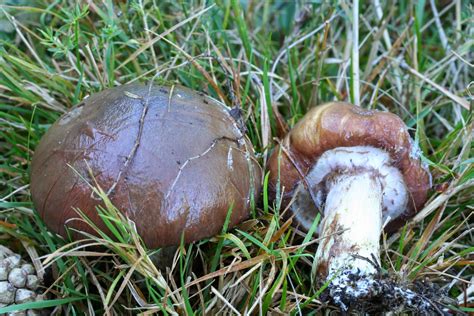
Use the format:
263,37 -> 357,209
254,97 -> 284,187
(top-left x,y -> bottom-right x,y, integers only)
7,311 -> 26,316
0,246 -> 14,259
0,261 -> 10,281
8,268 -> 27,288
21,264 -> 35,275
26,275 -> 39,290
0,281 -> 16,304
15,289 -> 36,304
4,255 -> 21,270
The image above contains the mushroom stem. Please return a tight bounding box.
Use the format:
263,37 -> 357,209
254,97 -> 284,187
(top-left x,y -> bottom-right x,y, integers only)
315,172 -> 383,280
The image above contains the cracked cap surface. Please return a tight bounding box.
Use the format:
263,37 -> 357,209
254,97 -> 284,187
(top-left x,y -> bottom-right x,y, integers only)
31,83 -> 261,248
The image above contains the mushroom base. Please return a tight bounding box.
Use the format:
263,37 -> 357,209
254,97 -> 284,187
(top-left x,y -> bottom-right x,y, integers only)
321,268 -> 449,314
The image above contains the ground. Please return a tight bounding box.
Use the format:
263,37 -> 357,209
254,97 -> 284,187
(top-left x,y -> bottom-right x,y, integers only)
0,0 -> 472,314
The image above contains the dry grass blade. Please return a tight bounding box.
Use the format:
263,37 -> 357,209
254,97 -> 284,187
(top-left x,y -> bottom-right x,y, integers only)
352,0 -> 360,106
398,61 -> 470,110
211,286 -> 241,315
148,30 -> 229,104
116,4 -> 215,71
412,179 -> 473,224
0,1 -> 471,314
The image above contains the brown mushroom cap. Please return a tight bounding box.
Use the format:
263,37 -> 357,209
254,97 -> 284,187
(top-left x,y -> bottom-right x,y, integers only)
30,83 -> 261,248
267,102 -> 431,232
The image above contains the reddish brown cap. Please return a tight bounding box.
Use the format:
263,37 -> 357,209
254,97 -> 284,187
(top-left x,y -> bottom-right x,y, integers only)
30,83 -> 261,248
267,102 -> 431,231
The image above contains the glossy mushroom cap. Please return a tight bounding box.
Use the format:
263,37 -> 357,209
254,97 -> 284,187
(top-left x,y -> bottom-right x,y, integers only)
267,102 -> 431,232
30,83 -> 261,248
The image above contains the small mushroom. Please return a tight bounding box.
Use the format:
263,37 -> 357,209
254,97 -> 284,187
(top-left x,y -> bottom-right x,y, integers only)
268,102 -> 431,310
30,83 -> 261,249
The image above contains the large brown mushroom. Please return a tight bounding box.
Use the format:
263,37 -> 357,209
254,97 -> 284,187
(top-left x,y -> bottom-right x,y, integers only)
268,102 -> 432,311
31,83 -> 261,249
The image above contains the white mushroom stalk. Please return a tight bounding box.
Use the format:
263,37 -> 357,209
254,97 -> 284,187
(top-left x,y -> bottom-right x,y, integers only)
315,172 -> 383,277
292,146 -> 409,309
268,102 -> 435,313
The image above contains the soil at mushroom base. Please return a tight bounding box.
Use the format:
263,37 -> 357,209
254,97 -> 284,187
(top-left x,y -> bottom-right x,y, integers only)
267,102 -> 450,313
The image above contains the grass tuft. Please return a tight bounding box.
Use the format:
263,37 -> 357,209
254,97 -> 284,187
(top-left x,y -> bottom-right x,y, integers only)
0,0 -> 472,314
